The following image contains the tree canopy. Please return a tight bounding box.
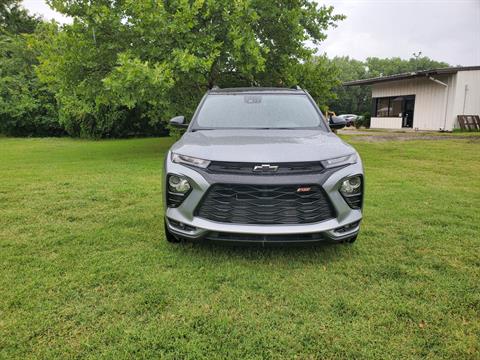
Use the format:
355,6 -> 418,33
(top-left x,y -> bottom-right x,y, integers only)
0,0 -> 62,136
366,56 -> 449,77
0,0 -> 40,34
33,0 -> 344,137
0,1 -> 453,137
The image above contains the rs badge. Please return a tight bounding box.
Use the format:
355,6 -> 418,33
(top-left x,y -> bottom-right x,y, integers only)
296,187 -> 312,193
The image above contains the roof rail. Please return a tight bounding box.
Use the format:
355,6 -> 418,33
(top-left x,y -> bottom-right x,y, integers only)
290,85 -> 302,90
211,85 -> 220,90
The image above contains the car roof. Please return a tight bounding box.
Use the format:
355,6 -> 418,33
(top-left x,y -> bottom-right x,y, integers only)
208,87 -> 305,94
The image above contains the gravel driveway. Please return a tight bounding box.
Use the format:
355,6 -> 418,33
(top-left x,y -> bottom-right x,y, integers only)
338,129 -> 480,142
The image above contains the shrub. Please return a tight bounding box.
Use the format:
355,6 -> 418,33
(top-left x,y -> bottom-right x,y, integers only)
355,112 -> 371,129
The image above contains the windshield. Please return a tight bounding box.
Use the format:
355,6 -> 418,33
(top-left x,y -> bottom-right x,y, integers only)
193,94 -> 328,130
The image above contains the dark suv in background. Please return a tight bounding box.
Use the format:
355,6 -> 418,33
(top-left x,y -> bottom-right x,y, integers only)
163,87 -> 363,245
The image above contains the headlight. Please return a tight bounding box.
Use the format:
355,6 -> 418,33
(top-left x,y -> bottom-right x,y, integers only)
321,153 -> 357,169
340,176 -> 362,195
172,153 -> 210,169
339,175 -> 363,209
168,174 -> 191,193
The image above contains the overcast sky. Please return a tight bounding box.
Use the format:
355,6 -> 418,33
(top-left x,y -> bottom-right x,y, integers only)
22,0 -> 480,66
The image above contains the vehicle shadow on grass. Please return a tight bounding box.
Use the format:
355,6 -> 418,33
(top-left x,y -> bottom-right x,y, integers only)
169,238 -> 356,265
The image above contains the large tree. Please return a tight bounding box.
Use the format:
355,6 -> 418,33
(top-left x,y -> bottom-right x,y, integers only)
0,0 -> 61,136
36,0 -> 344,138
327,56 -> 370,115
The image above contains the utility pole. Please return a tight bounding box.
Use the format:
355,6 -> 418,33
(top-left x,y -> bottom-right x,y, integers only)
412,51 -> 422,70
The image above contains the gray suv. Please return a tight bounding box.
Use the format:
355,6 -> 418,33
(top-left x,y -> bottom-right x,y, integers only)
164,87 -> 363,244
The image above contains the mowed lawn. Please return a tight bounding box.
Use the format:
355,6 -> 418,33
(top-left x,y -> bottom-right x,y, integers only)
0,135 -> 479,359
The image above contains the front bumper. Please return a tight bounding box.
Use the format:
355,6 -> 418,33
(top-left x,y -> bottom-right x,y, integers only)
164,153 -> 363,244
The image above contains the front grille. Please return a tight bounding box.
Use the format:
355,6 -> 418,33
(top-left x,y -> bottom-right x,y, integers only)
207,161 -> 324,175
196,184 -> 335,225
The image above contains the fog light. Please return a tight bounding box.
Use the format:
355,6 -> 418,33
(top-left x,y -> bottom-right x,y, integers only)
168,219 -> 196,232
340,176 -> 362,195
335,221 -> 360,233
168,175 -> 191,193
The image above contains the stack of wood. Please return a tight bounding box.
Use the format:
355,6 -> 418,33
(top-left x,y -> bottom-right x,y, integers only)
457,115 -> 480,131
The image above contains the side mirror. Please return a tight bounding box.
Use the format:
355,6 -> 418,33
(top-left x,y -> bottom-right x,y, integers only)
169,115 -> 188,128
329,116 -> 347,130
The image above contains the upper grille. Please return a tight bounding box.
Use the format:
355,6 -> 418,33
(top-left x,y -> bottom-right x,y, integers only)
196,184 -> 335,225
207,161 -> 324,175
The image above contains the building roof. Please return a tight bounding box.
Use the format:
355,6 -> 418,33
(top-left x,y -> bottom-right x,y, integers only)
343,65 -> 480,86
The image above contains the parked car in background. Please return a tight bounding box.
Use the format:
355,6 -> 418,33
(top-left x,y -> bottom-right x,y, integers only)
328,114 -> 347,131
163,87 -> 364,245
338,114 -> 359,127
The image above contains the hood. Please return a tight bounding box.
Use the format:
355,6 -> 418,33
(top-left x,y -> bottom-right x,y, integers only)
170,129 -> 356,163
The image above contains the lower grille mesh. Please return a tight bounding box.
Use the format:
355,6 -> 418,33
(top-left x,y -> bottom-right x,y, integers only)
196,184 -> 335,224
207,232 -> 327,242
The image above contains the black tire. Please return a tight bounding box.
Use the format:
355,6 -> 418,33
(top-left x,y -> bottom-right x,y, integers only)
164,219 -> 181,243
344,234 -> 358,244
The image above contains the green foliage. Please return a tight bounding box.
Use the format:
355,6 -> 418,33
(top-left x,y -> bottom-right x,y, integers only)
0,0 -> 39,35
293,55 -> 340,106
0,1 -> 61,136
0,35 -> 61,136
35,0 -> 344,138
0,1 -> 454,138
355,113 -> 371,129
328,56 -> 371,115
366,56 -> 449,77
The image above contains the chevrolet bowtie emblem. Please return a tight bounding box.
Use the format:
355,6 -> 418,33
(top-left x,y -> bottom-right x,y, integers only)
253,164 -> 279,172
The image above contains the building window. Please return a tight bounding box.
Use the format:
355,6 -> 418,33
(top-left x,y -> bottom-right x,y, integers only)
376,98 -> 391,117
373,95 -> 415,117
391,97 -> 403,117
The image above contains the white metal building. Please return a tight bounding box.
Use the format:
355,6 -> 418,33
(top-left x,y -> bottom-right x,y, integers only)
344,66 -> 480,131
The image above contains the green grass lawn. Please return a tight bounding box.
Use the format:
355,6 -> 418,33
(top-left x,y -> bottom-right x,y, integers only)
1,136 -> 479,359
